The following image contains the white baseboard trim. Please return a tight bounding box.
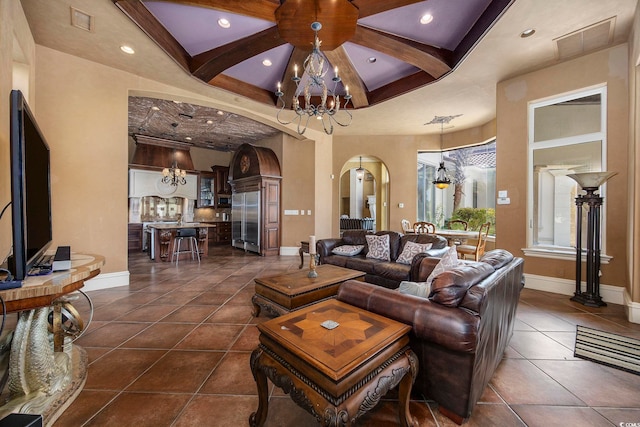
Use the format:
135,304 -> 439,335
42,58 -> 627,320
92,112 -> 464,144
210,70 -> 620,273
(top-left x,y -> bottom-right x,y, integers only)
84,270 -> 130,292
624,290 -> 640,324
280,246 -> 301,256
523,273 -> 624,306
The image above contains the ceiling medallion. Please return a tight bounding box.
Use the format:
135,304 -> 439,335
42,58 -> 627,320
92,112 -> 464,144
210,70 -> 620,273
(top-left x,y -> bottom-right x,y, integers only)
275,22 -> 352,135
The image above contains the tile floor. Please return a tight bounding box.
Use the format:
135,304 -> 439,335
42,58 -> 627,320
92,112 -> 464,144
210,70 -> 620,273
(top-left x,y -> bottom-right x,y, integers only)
50,247 -> 640,426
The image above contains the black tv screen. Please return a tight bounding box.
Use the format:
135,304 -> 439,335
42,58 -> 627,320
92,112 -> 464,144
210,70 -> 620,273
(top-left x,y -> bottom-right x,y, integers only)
9,90 -> 53,281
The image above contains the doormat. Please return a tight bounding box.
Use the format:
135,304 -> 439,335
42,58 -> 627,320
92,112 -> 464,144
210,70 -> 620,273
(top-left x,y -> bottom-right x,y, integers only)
574,325 -> 640,376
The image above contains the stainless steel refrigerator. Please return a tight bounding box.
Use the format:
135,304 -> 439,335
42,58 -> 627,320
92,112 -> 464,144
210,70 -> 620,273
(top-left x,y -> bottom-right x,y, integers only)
232,191 -> 260,254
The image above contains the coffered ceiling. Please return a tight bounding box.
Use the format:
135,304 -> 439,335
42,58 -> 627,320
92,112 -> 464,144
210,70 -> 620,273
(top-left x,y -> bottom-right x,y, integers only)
20,0 -> 638,150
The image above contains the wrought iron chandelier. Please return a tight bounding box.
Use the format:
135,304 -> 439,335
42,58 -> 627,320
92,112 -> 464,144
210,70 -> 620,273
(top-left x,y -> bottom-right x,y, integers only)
425,115 -> 462,190
275,21 -> 352,135
355,156 -> 365,182
161,151 -> 187,186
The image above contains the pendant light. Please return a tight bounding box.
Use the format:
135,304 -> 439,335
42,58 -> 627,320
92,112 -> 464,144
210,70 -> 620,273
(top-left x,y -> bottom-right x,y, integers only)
424,114 -> 462,190
355,156 -> 365,182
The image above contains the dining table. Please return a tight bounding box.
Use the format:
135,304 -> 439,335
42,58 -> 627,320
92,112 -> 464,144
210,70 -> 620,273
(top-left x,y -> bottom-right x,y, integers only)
434,229 -> 480,246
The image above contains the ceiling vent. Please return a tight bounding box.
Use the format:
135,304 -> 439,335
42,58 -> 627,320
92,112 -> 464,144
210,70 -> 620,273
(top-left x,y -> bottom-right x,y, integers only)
70,7 -> 94,32
554,17 -> 615,60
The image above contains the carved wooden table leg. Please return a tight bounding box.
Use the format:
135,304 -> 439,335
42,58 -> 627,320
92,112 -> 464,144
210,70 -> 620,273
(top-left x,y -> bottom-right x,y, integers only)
251,295 -> 261,317
249,348 -> 269,427
398,349 -> 419,427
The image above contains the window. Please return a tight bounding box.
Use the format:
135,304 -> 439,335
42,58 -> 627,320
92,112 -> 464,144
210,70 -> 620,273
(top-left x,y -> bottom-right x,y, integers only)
417,140 -> 496,230
526,86 -> 608,258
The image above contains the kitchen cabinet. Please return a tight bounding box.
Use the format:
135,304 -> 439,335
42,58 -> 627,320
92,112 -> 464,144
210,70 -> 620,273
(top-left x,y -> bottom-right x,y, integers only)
128,223 -> 143,252
198,171 -> 215,207
212,165 -> 231,196
204,222 -> 232,246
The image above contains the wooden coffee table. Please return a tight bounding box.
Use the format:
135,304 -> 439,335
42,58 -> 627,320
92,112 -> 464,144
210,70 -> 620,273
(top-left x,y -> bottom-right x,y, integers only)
250,299 -> 418,427
252,264 -> 365,317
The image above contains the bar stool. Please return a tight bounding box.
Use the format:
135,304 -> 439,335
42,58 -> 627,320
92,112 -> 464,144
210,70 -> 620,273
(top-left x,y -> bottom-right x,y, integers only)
171,228 -> 200,265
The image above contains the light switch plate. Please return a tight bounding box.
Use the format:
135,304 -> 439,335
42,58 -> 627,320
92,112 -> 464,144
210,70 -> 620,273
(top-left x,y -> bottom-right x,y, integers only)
498,190 -> 508,198
497,197 -> 511,205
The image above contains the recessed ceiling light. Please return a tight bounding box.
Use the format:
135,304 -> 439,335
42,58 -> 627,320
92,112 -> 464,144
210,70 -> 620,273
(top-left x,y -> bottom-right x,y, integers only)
217,111 -> 224,116
262,59 -> 272,67
185,137 -> 192,141
218,18 -> 231,29
206,120 -> 213,124
172,100 -> 182,104
420,14 -> 433,25
151,106 -> 160,111
368,57 -> 377,63
520,28 -> 536,38
120,45 -> 135,55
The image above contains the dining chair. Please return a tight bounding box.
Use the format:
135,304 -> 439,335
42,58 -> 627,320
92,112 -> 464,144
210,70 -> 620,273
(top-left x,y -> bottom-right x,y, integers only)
413,221 -> 436,234
448,219 -> 468,230
456,222 -> 490,261
401,219 -> 414,234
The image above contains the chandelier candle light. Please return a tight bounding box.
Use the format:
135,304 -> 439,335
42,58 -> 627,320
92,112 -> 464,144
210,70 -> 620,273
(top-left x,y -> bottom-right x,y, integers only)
162,150 -> 187,186
276,22 -> 352,135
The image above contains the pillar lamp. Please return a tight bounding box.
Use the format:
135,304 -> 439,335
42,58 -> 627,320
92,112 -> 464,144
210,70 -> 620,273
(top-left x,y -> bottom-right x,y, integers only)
566,171 -> 617,307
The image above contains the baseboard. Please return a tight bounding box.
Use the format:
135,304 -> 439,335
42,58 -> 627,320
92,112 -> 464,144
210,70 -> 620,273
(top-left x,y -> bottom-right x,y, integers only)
523,273 -> 624,305
279,246 -> 301,256
84,270 -> 130,292
624,290 -> 640,324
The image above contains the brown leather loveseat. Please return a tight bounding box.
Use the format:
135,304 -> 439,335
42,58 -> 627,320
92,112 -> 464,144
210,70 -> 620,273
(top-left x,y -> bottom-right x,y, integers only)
317,230 -> 449,289
336,249 -> 524,424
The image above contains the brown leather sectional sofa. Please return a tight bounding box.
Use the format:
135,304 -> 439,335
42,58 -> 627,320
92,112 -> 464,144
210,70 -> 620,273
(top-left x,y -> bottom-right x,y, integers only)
317,230 -> 449,289
336,249 -> 525,424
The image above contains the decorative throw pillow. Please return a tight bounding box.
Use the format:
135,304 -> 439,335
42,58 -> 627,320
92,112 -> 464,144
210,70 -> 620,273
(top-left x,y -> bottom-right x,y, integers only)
332,245 -> 365,257
425,246 -> 459,287
365,234 -> 390,261
396,241 -> 433,265
398,280 -> 431,298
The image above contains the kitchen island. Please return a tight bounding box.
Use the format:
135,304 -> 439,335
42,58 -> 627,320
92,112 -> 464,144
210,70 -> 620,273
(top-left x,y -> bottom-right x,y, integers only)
147,223 -> 217,262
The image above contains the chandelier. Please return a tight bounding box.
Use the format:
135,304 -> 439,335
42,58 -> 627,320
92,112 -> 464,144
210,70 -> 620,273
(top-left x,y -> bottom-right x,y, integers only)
355,156 -> 365,182
275,21 -> 352,135
424,115 -> 462,190
162,150 -> 187,186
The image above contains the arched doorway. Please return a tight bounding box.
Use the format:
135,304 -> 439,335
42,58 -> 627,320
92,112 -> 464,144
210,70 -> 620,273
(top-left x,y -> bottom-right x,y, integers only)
339,156 -> 389,232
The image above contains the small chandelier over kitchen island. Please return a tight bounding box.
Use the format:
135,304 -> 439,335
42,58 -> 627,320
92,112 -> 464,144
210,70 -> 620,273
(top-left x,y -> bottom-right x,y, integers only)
275,21 -> 352,136
162,150 -> 187,186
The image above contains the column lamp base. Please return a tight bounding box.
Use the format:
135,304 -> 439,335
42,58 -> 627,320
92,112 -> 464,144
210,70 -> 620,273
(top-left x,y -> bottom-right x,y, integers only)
570,293 -> 607,308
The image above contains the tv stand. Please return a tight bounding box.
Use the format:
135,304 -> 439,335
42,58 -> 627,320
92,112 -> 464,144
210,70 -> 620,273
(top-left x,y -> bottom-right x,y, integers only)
0,253 -> 104,425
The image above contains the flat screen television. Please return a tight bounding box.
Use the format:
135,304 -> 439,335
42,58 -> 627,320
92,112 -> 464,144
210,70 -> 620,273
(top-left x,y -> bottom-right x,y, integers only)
9,90 -> 53,281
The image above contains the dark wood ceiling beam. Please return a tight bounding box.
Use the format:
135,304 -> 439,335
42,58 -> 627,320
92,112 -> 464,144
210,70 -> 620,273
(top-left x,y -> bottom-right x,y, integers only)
191,27 -> 286,81
351,26 -> 452,78
323,46 -> 369,108
367,71 -> 436,106
113,0 -> 191,70
170,0 -> 279,21
209,74 -> 276,106
351,0 -> 424,18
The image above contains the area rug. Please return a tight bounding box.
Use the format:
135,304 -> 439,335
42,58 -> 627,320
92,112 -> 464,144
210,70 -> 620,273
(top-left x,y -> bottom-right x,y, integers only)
574,325 -> 640,375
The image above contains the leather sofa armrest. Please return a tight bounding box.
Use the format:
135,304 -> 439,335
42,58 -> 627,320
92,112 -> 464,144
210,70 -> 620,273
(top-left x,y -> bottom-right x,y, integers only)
317,238 -> 343,261
337,280 -> 479,352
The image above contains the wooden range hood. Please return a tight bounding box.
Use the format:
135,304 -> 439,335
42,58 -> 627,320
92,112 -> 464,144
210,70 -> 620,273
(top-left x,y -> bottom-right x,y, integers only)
130,134 -> 195,171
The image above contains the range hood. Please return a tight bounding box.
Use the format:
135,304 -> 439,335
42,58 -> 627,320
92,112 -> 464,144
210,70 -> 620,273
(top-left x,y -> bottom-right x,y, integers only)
130,134 -> 195,170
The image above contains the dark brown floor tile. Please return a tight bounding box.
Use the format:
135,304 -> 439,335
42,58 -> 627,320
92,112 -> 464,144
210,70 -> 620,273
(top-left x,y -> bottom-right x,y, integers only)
122,323 -> 197,349
84,392 -> 191,426
533,360 -> 640,407
84,348 -> 166,389
199,352 -> 256,395
231,325 -> 260,351
206,304 -> 254,324
161,305 -> 218,323
115,304 -> 178,322
595,408 -> 640,425
554,312 -> 633,333
84,347 -> 111,364
490,359 -> 585,405
176,323 -> 244,350
152,290 -> 203,305
357,399 -> 436,426
261,396 -> 320,427
75,322 -> 150,348
91,302 -> 140,321
430,401 -> 525,426
173,394 -> 258,427
512,404 -> 612,427
187,291 -> 234,305
52,390 -> 117,427
508,330 -> 576,359
515,310 -> 576,332
127,350 -> 223,393
543,330 -> 577,349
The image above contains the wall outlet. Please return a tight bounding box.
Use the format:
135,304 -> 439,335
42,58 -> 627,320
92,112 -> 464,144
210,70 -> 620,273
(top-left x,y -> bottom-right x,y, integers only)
300,210 -> 305,215
307,210 -> 311,215
216,212 -> 220,217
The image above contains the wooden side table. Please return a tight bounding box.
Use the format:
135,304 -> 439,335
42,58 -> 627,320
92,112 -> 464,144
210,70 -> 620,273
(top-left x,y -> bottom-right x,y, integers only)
298,241 -> 309,269
250,299 -> 418,427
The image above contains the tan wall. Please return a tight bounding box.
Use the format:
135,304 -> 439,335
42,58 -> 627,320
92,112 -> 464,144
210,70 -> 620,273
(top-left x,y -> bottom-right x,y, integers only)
628,5 -> 640,302
496,44 -> 630,289
0,0 -> 36,269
